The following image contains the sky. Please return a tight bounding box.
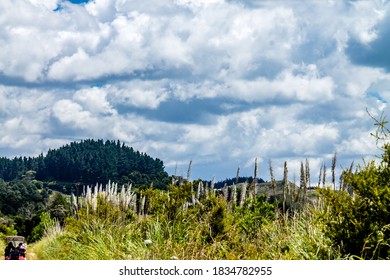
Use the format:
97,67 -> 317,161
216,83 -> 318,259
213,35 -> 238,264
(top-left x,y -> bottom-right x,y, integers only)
1,0 -> 390,184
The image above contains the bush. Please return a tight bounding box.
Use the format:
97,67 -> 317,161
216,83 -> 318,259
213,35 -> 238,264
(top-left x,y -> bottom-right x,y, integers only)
318,145 -> 390,259
237,195 -> 275,237
0,223 -> 17,237
28,212 -> 56,243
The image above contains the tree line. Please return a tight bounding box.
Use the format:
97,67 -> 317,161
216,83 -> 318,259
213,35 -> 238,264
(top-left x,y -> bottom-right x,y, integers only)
0,139 -> 170,189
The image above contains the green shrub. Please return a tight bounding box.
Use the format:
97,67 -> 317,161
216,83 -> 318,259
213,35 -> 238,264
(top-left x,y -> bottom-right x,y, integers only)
237,195 -> 275,237
28,212 -> 55,243
318,145 -> 390,259
208,201 -> 227,242
0,223 -> 17,237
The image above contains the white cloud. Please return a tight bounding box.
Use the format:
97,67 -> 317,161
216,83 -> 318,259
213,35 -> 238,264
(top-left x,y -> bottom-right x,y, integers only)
52,99 -> 97,130
108,80 -> 169,109
28,0 -> 59,10
0,0 -> 390,182
228,64 -> 335,103
85,0 -> 117,22
73,87 -> 115,115
175,0 -> 224,10
347,0 -> 386,44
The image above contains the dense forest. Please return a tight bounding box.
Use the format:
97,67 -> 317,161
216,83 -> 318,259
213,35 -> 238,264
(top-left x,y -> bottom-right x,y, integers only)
0,139 -> 172,242
0,139 -> 170,189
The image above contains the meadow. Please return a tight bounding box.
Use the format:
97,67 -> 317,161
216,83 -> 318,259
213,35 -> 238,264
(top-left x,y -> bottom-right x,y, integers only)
29,150 -> 390,260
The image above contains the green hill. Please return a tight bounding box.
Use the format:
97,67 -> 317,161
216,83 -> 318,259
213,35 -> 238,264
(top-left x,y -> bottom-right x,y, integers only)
0,139 -> 170,191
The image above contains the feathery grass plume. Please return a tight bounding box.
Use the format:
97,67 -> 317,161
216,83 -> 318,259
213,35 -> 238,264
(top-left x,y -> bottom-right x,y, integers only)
85,185 -> 91,203
98,183 -> 102,195
130,193 -> 137,213
236,166 -> 240,184
318,162 -> 323,188
283,161 -> 288,214
342,161 -> 354,194
331,152 -> 337,190
105,182 -> 111,203
120,185 -> 126,210
77,193 -> 83,210
269,160 -> 277,208
113,182 -> 118,204
305,158 -> 310,189
204,182 -> 209,199
210,176 -> 215,197
222,183 -> 228,201
124,184 -> 133,210
293,174 -> 300,204
254,158 -> 258,179
252,158 -> 258,198
191,182 -> 195,204
92,184 -> 98,212
71,193 -> 78,216
197,181 -> 201,200
239,181 -> 247,207
300,161 -> 306,204
142,195 -> 146,216
231,183 -> 237,208
201,181 -> 206,200
322,161 -> 327,187
211,176 -> 215,190
232,165 -> 240,208
304,159 -> 310,204
139,195 -> 146,216
187,160 -> 192,182
85,185 -> 90,217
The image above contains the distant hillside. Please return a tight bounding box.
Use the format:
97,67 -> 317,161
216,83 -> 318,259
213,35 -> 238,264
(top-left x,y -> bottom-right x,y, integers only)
232,180 -> 318,210
210,176 -> 265,189
0,139 -> 170,190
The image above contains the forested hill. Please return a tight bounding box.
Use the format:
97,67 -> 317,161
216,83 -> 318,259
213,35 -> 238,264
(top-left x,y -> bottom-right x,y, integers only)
212,176 -> 265,189
0,139 -> 170,189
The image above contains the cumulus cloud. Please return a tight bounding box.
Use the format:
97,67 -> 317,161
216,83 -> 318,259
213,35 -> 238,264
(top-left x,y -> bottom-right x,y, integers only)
73,87 -> 115,114
52,99 -> 96,130
346,6 -> 390,72
228,64 -> 335,103
0,0 -> 389,182
108,80 -> 169,109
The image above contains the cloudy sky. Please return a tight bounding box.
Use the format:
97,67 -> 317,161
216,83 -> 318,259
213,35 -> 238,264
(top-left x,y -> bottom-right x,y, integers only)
1,0 -> 390,183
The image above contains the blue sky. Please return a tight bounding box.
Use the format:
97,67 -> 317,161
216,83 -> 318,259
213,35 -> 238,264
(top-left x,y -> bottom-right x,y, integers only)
1,0 -> 390,184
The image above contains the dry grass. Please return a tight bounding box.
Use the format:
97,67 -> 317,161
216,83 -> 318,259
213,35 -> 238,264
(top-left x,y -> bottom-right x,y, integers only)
32,195 -> 345,260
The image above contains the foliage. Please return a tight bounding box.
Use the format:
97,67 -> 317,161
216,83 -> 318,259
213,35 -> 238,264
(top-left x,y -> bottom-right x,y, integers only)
30,178 -> 345,260
208,201 -> 227,241
318,145 -> 390,259
0,224 -> 17,237
0,139 -> 170,190
0,177 -> 49,216
210,176 -> 265,189
13,214 -> 41,243
47,192 -> 70,225
28,212 -> 56,243
4,123 -> 390,260
237,194 -> 274,237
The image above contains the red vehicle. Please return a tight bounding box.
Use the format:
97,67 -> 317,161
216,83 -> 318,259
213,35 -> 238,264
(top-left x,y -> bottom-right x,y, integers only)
4,236 -> 27,260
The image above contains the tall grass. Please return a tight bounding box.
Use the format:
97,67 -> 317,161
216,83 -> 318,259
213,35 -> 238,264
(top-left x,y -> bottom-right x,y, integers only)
0,238 -> 5,259
33,184 -> 344,260
34,211 -> 343,260
31,149 -> 390,260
